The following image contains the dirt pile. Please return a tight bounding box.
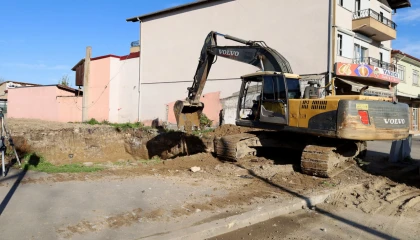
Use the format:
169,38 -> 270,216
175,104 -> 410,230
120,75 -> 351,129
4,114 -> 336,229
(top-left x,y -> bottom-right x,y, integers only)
6,119 -> 213,164
207,124 -> 259,138
326,178 -> 420,215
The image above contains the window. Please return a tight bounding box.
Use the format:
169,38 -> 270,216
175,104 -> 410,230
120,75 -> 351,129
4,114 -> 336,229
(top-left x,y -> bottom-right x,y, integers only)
354,44 -> 361,62
262,76 -> 286,100
397,64 -> 405,82
263,77 -> 275,100
338,0 -> 343,6
380,12 -> 384,23
413,70 -> 419,86
361,47 -> 368,60
354,44 -> 368,63
337,34 -> 343,56
355,0 -> 361,15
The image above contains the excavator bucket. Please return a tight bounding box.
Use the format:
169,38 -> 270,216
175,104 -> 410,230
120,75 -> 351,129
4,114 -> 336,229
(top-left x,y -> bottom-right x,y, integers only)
173,100 -> 204,131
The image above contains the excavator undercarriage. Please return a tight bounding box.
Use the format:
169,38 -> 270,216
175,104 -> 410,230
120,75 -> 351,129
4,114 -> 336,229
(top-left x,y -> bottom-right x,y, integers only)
213,131 -> 367,178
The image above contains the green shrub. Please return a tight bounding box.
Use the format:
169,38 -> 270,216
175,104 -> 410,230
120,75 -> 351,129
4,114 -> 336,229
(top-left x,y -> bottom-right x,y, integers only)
200,113 -> 213,128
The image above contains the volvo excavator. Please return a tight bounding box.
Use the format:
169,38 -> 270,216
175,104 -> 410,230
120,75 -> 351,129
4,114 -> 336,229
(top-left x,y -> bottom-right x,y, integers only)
174,31 -> 410,178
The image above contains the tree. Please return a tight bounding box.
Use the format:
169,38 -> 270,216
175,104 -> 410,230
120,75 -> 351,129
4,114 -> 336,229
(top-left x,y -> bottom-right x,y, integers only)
59,74 -> 70,86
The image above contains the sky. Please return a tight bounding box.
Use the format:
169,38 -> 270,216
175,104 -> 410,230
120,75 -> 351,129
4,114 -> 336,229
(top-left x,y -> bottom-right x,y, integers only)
0,0 -> 419,87
0,0 -> 193,86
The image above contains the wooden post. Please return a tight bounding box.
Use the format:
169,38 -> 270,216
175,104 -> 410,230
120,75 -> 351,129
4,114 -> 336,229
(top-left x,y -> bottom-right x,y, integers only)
82,46 -> 92,122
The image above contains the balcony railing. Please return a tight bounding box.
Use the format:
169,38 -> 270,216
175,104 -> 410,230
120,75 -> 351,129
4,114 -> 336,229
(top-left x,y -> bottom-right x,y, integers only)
353,57 -> 397,71
353,9 -> 397,30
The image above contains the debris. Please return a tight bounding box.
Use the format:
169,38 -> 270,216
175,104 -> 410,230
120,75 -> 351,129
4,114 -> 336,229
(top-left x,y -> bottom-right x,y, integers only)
83,162 -> 94,167
190,167 -> 201,172
320,228 -> 326,232
239,175 -> 253,179
195,209 -> 202,213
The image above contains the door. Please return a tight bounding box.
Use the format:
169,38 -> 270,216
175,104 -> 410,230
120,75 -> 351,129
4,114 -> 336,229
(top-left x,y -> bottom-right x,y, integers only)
259,75 -> 288,125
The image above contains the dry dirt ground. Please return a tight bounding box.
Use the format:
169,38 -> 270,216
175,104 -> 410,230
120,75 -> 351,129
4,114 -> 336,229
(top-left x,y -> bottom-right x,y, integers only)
0,120 -> 419,239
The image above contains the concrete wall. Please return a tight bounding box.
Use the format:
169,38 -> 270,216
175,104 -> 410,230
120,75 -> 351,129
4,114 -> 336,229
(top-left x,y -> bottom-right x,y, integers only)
8,86 -> 84,122
108,57 -> 121,123
139,0 -> 330,123
8,86 -> 59,121
117,57 -> 140,123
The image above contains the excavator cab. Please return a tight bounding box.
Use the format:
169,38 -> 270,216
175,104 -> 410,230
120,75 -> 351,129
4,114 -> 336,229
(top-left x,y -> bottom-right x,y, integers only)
238,71 -> 301,126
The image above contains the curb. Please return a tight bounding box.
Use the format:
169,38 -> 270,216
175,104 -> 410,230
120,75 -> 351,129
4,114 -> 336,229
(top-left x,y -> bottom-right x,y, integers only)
139,185 -> 362,240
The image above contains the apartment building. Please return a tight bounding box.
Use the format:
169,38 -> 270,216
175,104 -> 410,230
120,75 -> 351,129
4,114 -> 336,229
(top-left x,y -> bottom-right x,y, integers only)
392,50 -> 420,134
334,0 -> 407,70
127,0 -> 411,125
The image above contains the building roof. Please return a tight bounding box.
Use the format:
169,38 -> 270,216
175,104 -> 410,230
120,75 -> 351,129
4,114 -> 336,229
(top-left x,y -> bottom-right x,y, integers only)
392,50 -> 420,64
8,84 -> 83,95
385,0 -> 411,10
126,0 -> 227,22
71,51 -> 140,71
0,80 -> 41,87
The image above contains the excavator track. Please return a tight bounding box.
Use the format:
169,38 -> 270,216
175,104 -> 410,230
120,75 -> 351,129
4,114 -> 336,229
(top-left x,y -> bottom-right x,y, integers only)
214,133 -> 260,160
214,132 -> 366,178
300,142 -> 363,178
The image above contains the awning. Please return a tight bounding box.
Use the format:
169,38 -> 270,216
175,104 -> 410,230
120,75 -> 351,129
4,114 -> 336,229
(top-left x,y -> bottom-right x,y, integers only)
335,78 -> 394,97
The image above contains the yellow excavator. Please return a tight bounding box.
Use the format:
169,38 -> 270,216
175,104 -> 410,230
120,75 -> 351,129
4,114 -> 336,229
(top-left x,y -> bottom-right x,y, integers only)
174,31 -> 410,178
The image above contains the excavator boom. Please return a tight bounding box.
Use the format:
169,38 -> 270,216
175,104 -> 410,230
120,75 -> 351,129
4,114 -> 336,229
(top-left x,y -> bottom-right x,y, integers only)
174,31 -> 293,130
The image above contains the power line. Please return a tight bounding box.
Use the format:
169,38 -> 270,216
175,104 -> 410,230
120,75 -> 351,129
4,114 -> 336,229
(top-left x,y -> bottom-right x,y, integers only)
141,77 -> 241,85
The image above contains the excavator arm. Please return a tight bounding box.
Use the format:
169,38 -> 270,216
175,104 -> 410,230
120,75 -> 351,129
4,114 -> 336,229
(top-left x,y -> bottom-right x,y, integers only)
174,31 -> 293,130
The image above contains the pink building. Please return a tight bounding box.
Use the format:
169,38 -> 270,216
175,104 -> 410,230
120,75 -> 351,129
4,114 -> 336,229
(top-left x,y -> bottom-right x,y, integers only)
8,85 -> 83,122
8,46 -> 141,123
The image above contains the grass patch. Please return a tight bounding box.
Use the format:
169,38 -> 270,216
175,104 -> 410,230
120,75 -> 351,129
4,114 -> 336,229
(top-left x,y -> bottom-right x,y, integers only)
83,118 -> 152,131
138,156 -> 162,166
22,153 -> 104,173
192,128 -> 214,136
320,181 -> 336,187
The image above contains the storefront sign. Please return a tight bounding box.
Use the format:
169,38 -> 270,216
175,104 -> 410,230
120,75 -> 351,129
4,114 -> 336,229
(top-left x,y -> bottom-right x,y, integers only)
335,62 -> 400,84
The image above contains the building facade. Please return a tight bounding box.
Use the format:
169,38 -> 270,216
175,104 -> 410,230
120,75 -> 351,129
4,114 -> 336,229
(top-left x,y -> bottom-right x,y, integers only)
392,50 -> 420,134
8,85 -> 83,122
7,44 -> 140,123
127,0 -> 410,125
72,44 -> 140,123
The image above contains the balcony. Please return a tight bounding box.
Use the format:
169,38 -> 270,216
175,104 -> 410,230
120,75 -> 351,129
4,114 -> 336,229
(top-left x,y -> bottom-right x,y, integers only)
353,57 -> 397,71
352,9 -> 397,41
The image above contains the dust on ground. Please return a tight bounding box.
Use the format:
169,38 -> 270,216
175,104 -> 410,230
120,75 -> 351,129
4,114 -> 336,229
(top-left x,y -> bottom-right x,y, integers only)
7,118 -> 113,131
210,178 -> 420,240
3,120 -> 420,239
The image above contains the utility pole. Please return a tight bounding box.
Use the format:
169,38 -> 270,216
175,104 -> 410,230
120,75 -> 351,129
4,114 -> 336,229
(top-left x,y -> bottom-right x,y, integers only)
82,46 -> 91,122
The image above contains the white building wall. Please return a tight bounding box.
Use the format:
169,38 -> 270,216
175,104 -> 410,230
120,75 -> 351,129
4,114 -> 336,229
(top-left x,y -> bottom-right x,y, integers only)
108,58 -> 121,123
139,0 -> 330,122
118,57 -> 140,123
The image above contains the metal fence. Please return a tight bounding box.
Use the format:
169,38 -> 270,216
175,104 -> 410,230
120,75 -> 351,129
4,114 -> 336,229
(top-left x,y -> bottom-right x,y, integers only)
353,9 -> 397,29
353,57 -> 397,71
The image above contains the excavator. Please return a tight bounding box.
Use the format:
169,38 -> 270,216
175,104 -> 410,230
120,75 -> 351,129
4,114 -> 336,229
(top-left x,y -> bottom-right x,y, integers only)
174,31 -> 410,178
